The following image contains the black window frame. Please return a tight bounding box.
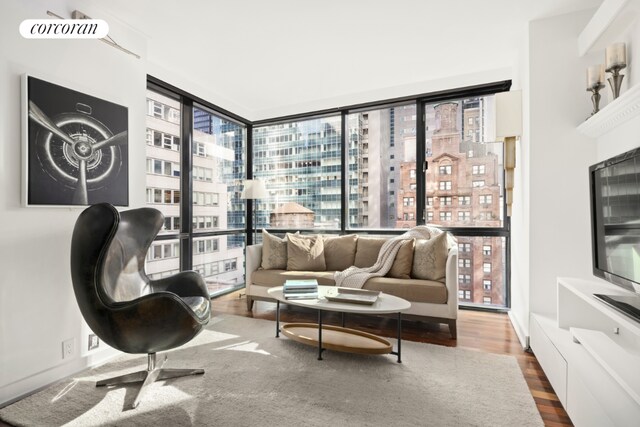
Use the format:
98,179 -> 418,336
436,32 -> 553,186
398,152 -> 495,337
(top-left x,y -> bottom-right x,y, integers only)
148,76 -> 511,309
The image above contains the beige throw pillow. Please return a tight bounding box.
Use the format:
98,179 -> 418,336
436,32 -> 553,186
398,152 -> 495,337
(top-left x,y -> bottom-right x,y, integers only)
411,233 -> 450,282
387,239 -> 415,279
286,234 -> 326,271
261,230 -> 288,270
323,234 -> 357,271
354,237 -> 387,268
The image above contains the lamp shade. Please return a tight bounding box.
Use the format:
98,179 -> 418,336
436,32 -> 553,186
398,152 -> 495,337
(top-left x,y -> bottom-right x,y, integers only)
495,90 -> 522,138
241,179 -> 268,199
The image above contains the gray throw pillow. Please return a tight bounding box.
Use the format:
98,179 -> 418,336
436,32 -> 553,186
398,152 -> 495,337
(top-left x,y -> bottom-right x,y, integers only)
354,237 -> 387,268
261,230 -> 287,270
411,233 -> 450,282
286,233 -> 326,271
386,239 -> 415,279
323,234 -> 357,271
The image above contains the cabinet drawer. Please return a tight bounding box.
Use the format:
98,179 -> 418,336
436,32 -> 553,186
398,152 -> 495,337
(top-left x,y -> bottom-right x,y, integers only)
530,315 -> 568,406
569,339 -> 640,426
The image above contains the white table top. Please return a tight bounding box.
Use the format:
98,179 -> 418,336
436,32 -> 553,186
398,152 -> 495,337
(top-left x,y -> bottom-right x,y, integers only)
267,285 -> 411,314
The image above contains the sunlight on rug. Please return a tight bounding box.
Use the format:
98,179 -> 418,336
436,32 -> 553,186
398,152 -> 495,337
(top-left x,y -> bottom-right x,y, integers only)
0,315 -> 542,427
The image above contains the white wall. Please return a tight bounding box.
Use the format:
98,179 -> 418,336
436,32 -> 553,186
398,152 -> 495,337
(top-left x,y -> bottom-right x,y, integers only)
512,10 -> 599,332
0,0 -> 148,406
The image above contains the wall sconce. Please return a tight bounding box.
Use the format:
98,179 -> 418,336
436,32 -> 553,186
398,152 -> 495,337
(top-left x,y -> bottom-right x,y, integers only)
495,90 -> 522,217
605,42 -> 626,99
586,64 -> 605,115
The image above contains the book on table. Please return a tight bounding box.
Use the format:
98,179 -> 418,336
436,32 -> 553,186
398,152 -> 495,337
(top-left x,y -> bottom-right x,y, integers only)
283,279 -> 318,299
284,292 -> 319,300
283,279 -> 318,292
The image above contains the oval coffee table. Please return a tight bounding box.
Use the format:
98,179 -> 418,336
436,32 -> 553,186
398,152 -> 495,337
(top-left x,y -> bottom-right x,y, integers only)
267,285 -> 411,362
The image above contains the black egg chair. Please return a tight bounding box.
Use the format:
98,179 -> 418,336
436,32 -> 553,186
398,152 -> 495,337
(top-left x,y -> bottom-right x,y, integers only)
70,203 -> 211,408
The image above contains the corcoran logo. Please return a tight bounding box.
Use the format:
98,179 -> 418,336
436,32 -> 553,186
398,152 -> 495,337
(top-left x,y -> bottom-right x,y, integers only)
19,19 -> 109,39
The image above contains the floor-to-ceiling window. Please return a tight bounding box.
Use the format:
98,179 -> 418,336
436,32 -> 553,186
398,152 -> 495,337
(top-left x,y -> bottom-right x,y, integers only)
424,96 -> 508,308
251,81 -> 511,309
145,82 -> 247,297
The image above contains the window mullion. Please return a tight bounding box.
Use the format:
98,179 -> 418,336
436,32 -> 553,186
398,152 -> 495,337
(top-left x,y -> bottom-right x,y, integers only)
180,97 -> 194,272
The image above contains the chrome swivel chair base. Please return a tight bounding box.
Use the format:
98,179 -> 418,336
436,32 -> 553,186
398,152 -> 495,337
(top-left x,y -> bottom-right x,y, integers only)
96,352 -> 204,408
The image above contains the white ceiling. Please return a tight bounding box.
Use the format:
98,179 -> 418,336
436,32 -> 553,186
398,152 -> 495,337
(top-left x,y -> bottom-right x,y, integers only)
96,0 -> 602,119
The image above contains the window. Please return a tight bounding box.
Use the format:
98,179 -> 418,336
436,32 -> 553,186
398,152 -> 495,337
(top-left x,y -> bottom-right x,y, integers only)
440,211 -> 452,221
483,280 -> 492,291
403,212 -> 415,220
426,197 -> 433,206
425,94 -> 507,308
427,211 -> 434,221
439,181 -> 452,190
479,195 -> 492,204
472,165 -> 485,175
483,297 -> 492,304
257,115 -> 342,229
483,245 -> 491,256
459,274 -> 471,284
459,258 -> 471,268
146,84 -> 246,298
409,169 -> 416,179
458,211 -> 470,221
439,165 -> 452,175
403,197 -> 415,207
441,196 -> 452,206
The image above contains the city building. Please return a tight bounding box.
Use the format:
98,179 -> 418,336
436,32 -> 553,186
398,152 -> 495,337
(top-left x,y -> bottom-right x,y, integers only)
145,90 -> 244,293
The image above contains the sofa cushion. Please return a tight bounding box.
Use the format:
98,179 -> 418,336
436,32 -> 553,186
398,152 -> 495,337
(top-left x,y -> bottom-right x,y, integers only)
363,277 -> 447,304
261,229 -> 288,270
411,233 -> 450,282
386,239 -> 415,279
252,270 -> 336,287
323,234 -> 357,271
286,233 -> 326,271
354,237 -> 387,267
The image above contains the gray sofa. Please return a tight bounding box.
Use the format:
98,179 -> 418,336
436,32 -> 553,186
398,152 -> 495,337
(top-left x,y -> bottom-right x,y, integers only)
245,232 -> 459,338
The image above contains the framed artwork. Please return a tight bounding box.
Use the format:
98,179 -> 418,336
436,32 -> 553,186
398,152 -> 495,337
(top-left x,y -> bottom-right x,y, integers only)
22,75 -> 129,206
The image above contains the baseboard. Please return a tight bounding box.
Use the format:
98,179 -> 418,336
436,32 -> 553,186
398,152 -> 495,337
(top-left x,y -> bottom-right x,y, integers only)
508,310 -> 530,350
0,347 -> 119,408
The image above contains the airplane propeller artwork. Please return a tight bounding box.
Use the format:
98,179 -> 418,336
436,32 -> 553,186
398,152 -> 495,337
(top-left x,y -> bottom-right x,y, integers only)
28,100 -> 127,204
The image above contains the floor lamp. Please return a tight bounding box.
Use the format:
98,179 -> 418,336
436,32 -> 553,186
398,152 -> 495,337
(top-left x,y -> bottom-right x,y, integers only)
241,179 -> 268,244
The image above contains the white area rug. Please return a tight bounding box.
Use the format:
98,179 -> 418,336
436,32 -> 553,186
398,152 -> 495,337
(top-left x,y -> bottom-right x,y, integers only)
0,315 -> 543,426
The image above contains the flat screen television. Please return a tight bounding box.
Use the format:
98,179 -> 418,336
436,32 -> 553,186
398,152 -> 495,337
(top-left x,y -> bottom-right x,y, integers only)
590,146 -> 640,322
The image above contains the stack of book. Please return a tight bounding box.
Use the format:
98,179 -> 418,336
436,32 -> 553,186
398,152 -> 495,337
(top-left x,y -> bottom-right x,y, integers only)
283,279 -> 318,300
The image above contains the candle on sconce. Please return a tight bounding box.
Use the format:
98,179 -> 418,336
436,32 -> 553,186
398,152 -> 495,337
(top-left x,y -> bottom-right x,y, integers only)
587,64 -> 605,89
605,43 -> 626,70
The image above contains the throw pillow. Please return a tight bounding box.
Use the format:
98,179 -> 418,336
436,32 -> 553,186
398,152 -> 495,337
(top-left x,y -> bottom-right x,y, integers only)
286,233 -> 326,271
261,229 -> 287,270
411,232 -> 450,282
354,237 -> 387,268
323,234 -> 358,271
387,239 -> 415,279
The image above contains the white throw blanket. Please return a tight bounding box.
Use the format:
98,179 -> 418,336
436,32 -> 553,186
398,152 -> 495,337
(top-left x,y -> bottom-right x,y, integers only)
334,225 -> 443,289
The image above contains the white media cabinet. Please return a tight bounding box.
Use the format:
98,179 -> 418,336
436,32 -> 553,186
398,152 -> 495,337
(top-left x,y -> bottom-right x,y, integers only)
530,277 -> 640,427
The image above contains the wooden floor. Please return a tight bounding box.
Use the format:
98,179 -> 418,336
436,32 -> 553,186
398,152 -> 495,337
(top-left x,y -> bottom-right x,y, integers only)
214,291 -> 573,427
0,292 -> 572,427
